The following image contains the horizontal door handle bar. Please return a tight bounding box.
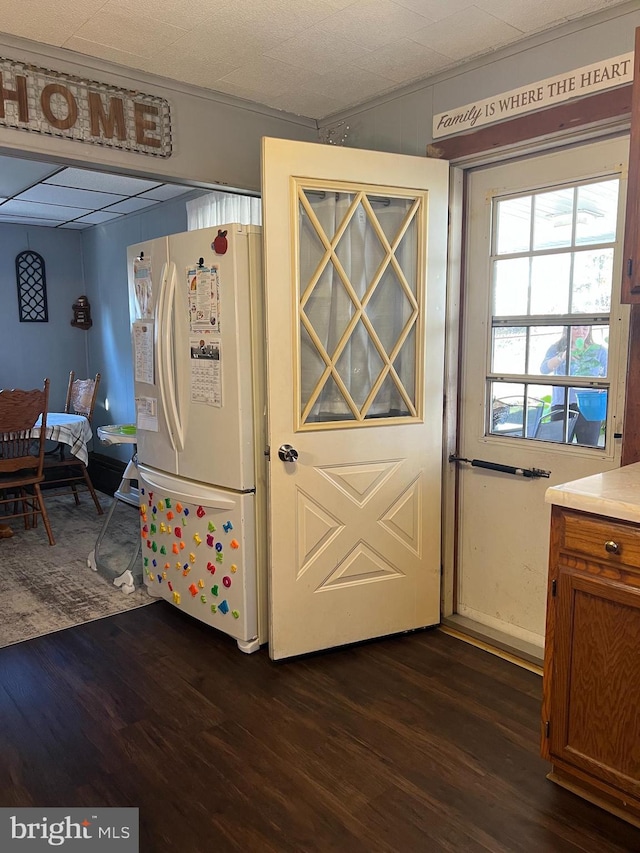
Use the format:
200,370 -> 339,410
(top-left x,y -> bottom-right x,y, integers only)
449,454 -> 550,479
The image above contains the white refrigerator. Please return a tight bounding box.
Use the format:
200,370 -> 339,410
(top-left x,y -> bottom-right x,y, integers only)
127,224 -> 267,654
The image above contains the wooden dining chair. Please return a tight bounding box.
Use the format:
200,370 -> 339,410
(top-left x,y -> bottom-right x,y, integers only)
0,379 -> 55,545
44,371 -> 103,514
65,371 -> 101,423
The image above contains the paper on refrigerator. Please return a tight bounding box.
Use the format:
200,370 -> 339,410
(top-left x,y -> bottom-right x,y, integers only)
190,335 -> 222,407
187,265 -> 220,332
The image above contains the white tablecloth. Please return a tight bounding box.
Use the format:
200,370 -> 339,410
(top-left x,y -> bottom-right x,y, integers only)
32,413 -> 94,466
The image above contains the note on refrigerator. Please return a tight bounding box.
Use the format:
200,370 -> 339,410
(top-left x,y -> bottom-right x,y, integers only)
132,320 -> 154,384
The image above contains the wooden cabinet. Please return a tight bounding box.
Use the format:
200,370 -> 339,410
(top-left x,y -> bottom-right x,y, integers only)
622,27 -> 640,303
542,505 -> 640,827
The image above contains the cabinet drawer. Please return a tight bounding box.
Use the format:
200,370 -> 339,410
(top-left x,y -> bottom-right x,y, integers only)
561,512 -> 640,569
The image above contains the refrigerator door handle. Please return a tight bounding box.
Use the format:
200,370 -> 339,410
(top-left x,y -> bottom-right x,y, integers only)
140,467 -> 237,509
157,261 -> 185,452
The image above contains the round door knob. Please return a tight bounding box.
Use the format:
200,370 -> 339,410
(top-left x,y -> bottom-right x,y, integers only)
278,444 -> 298,463
604,540 -> 620,554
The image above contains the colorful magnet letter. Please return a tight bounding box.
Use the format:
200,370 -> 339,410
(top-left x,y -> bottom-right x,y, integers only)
215,542 -> 223,552
232,611 -> 240,619
174,527 -> 182,538
218,599 -> 229,615
215,553 -> 224,563
208,521 -> 216,532
176,502 -> 183,513
206,534 -> 215,547
222,576 -> 231,588
230,539 -> 239,550
168,581 -> 173,591
211,585 -> 219,596
140,502 -> 148,514
147,491 -> 153,501
172,543 -> 179,554
159,522 -> 167,534
189,583 -> 198,597
210,604 -> 217,613
193,533 -> 202,546
223,521 -> 233,533
183,507 -> 190,516
150,523 -> 156,534
198,578 -> 205,589
152,542 -> 158,552
143,557 -> 149,567
200,595 -> 207,604
158,500 -> 165,511
179,541 -> 185,551
152,559 -> 157,567
166,511 -> 174,521
230,564 -> 237,573
165,498 -> 172,508
160,545 -> 167,555
189,552 -> 196,563
196,506 -> 206,518
206,562 -> 216,575
172,591 -> 181,605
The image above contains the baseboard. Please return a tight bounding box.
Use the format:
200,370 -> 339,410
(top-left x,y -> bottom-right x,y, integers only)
441,614 -> 544,669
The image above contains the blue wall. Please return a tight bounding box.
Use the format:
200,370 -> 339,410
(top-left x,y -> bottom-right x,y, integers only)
0,224 -> 89,409
80,191 -> 204,462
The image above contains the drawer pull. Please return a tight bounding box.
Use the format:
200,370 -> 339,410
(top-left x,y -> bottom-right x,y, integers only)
605,540 -> 621,555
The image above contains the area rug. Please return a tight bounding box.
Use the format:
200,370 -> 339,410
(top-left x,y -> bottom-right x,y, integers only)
0,494 -> 154,649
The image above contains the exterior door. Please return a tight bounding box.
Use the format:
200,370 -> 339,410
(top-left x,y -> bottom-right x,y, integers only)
456,137 -> 630,655
261,137 -> 449,660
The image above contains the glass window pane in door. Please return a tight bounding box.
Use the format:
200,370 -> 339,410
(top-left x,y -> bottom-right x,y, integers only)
298,188 -> 421,425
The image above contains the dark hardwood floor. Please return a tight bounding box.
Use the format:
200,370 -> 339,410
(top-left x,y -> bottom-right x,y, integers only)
0,603 -> 638,852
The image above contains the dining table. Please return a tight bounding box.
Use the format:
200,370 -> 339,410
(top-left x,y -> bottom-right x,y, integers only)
32,412 -> 94,466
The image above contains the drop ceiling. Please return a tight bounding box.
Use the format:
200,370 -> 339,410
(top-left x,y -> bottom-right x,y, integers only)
0,0 -> 631,121
0,156 -> 196,229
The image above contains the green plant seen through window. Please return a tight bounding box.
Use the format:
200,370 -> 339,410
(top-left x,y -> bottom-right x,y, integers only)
570,337 -> 605,376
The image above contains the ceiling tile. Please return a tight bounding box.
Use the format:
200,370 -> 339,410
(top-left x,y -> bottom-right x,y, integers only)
68,10 -> 189,57
0,215 -> 65,227
411,7 -> 524,60
103,197 -> 160,214
315,0 -> 434,50
353,38 -> 450,84
17,185 -> 126,209
303,64 -> 397,104
264,26 -> 373,73
44,169 -> 162,195
218,58 -> 317,97
138,185 -> 194,201
394,0 -> 474,22
0,157 -> 61,197
0,0 -> 106,44
475,0 -> 610,32
73,211 -> 124,224
0,200 -> 91,220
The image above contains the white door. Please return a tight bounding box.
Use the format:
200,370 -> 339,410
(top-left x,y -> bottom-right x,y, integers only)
456,137 -> 629,655
262,137 -> 449,660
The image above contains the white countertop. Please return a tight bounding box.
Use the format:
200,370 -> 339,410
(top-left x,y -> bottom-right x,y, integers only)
545,462 -> 640,523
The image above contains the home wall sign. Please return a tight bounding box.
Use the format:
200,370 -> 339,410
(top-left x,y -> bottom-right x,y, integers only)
432,52 -> 634,140
0,56 -> 172,157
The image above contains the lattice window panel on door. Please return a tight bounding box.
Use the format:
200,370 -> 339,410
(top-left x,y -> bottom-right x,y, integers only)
16,251 -> 48,322
297,183 -> 424,427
